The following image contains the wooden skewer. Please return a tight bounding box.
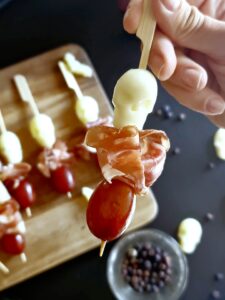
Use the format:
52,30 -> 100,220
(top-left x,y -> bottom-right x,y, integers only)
99,240 -> 107,257
20,252 -> 27,263
136,0 -> 156,69
25,207 -> 32,218
58,61 -> 84,100
0,110 -> 33,218
13,75 -> 40,117
0,110 -> 7,134
67,192 -> 72,199
0,261 -> 10,274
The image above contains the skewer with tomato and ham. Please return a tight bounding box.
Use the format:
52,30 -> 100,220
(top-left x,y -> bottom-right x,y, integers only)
0,111 -> 35,217
58,60 -> 113,166
0,180 -> 27,274
13,75 -> 75,197
85,0 -> 169,256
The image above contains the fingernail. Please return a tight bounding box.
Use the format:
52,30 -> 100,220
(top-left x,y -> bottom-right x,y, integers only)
160,0 -> 181,11
183,69 -> 204,90
151,55 -> 165,79
206,99 -> 225,114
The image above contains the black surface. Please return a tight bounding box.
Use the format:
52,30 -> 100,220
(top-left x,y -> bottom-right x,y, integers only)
0,1 -> 225,300
0,0 -> 12,10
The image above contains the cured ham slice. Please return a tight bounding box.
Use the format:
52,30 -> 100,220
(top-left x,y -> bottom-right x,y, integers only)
0,162 -> 31,181
37,140 -> 74,178
85,125 -> 170,194
0,200 -> 21,239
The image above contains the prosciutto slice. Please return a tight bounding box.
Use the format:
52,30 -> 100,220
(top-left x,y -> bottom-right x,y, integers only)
0,200 -> 21,239
0,162 -> 31,181
85,125 -> 170,194
37,140 -> 74,177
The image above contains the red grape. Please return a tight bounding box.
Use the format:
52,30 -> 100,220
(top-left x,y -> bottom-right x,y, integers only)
1,233 -> 25,255
50,165 -> 75,193
86,180 -> 135,241
5,179 -> 36,209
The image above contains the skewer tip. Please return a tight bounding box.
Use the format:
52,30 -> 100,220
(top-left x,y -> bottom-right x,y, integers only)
25,207 -> 32,217
0,261 -> 10,274
67,192 -> 72,199
99,240 -> 107,257
20,252 -> 27,263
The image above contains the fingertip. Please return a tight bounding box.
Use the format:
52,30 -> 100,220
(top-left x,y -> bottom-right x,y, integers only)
123,0 -> 143,34
161,81 -> 225,116
148,31 -> 177,81
123,12 -> 136,34
205,98 -> 225,115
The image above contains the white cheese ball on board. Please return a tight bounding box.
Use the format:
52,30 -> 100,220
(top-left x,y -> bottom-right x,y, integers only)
113,69 -> 158,129
29,114 -> 56,148
75,96 -> 99,125
0,131 -> 23,163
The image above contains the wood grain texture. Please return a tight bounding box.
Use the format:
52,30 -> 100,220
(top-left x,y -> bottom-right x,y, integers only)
0,44 -> 158,290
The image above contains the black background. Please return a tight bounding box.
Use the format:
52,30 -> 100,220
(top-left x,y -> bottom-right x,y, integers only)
0,1 -> 225,300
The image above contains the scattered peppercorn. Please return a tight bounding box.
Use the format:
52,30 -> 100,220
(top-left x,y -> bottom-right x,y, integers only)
164,110 -> 174,119
177,113 -> 187,121
214,272 -> 224,281
155,108 -> 163,117
172,147 -> 181,155
211,290 -> 221,299
205,213 -> 215,222
208,162 -> 215,169
163,105 -> 171,112
121,242 -> 172,294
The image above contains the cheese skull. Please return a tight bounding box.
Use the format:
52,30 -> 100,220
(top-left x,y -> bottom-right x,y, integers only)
177,218 -> 203,254
214,128 -> 225,160
112,69 -> 158,129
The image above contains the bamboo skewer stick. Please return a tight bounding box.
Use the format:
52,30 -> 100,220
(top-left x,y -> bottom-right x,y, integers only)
58,61 -> 84,100
25,207 -> 32,218
0,261 -> 10,274
136,0 -> 156,69
13,75 -> 40,117
20,252 -> 27,263
0,110 -> 7,134
99,241 -> 107,257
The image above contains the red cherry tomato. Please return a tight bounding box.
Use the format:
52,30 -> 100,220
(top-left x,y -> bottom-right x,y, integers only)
86,180 -> 135,241
50,165 -> 75,193
1,233 -> 25,255
5,179 -> 36,209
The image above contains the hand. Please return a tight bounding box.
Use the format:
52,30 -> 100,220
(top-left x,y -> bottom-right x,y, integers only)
123,0 -> 225,128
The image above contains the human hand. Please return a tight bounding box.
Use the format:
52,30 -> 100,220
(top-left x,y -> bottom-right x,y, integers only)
123,0 -> 225,128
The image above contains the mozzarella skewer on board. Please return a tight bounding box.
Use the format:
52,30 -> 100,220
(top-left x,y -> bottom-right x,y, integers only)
13,75 -> 75,198
0,110 -> 35,218
58,61 -> 99,126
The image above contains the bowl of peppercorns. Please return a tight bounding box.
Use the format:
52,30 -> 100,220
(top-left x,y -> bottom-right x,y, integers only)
107,229 -> 189,300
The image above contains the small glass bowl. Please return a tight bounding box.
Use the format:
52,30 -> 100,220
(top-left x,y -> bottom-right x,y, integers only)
107,229 -> 189,300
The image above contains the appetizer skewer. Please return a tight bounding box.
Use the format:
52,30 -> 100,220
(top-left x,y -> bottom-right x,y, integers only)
58,61 -> 99,126
13,75 -> 75,198
0,111 -> 35,217
0,180 -> 27,272
85,0 -> 169,256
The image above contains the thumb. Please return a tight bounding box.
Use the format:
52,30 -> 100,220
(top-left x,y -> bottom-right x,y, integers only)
152,0 -> 225,58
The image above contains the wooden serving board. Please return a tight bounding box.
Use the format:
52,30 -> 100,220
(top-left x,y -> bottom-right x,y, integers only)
0,44 -> 158,291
